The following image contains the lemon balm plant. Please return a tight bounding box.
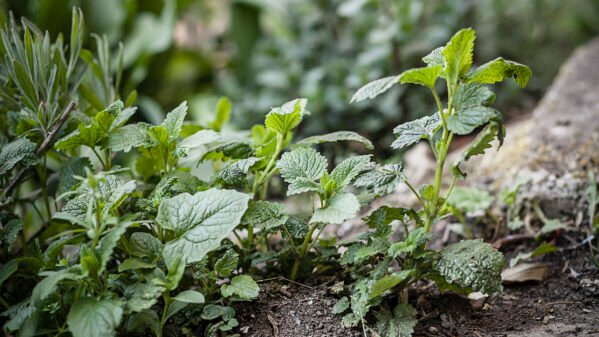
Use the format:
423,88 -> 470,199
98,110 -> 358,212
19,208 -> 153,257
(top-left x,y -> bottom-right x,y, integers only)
334,28 -> 532,335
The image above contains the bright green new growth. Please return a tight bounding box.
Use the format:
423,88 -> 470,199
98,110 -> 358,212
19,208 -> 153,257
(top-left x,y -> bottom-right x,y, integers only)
342,28 -> 531,336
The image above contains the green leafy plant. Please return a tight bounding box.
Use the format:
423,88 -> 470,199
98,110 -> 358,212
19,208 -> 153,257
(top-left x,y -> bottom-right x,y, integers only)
335,28 -> 532,335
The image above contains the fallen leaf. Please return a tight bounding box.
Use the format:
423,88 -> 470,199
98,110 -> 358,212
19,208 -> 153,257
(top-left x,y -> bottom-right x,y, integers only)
501,263 -> 551,283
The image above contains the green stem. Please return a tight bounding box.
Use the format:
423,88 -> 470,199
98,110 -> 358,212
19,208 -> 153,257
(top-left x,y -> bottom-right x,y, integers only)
290,222 -> 320,281
404,180 -> 427,215
159,292 -> 172,337
91,147 -> 107,169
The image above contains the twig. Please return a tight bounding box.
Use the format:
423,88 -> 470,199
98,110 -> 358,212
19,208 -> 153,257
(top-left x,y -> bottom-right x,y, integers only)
492,233 -> 536,249
541,301 -> 579,309
3,102 -> 77,197
257,276 -> 314,289
267,313 -> 280,337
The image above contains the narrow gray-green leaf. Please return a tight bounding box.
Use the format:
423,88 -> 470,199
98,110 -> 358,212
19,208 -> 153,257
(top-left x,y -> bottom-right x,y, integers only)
350,75 -> 400,103
331,155 -> 372,189
296,131 -> 374,150
391,113 -> 440,150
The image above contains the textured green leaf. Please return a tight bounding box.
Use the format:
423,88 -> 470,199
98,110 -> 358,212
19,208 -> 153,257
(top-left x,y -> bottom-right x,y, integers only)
31,268 -> 81,305
0,138 -> 37,176
165,256 -> 186,291
442,28 -> 476,83
391,113 -> 440,150
465,57 -> 532,88
173,290 -> 205,304
350,75 -> 400,103
1,218 -> 23,252
129,232 -> 163,260
67,298 -> 123,337
108,124 -> 149,152
127,309 -> 160,336
434,239 -> 504,295
310,192 -> 360,224
217,157 -> 261,186
221,275 -> 259,300
369,270 -> 414,299
375,304 -> 418,337
447,187 -> 493,213
422,46 -> 445,66
264,98 -> 307,135
399,65 -> 442,88
177,129 -> 221,150
354,163 -> 406,195
447,106 -> 499,135
453,83 -> 496,112
157,189 -> 249,265
333,297 -> 350,314
58,157 -> 91,194
331,155 -> 372,189
162,101 -> 187,140
287,177 -> 322,196
296,131 -> 374,150
388,228 -> 431,258
118,258 -> 155,272
211,96 -> 232,131
96,222 -> 131,274
277,147 -> 327,192
242,200 -> 289,231
125,282 -> 165,313
452,121 -> 505,178
0,259 -> 19,287
214,250 -> 239,277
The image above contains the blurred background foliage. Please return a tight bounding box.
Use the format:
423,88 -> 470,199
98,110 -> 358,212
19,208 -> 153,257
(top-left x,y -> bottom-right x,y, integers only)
1,0 -> 598,156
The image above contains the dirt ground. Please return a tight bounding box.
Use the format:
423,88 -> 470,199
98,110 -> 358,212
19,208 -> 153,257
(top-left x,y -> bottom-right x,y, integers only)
235,244 -> 599,337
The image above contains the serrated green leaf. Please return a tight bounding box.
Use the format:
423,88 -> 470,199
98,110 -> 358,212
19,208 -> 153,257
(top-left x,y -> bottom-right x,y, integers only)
333,297 -> 350,314
129,232 -> 163,260
217,157 -> 261,186
288,177 -> 322,196
354,163 -> 406,195
375,304 -> 418,337
157,189 -> 249,265
331,155 -> 372,189
58,157 -> 91,194
162,101 -> 187,140
177,129 -> 221,150
125,282 -> 165,313
67,298 -> 123,337
295,131 -> 374,150
442,28 -> 476,83
447,106 -> 499,135
108,124 -> 149,152
452,121 -> 505,178
422,46 -> 445,66
211,97 -> 232,131
127,309 -> 160,336
388,228 -> 431,258
369,270 -> 414,299
221,275 -> 259,300
391,113 -> 440,150
173,290 -> 205,304
350,75 -> 400,103
242,200 -> 289,231
264,98 -> 307,135
0,259 -> 19,287
453,83 -> 496,112
465,57 -> 532,88
310,192 -> 360,224
1,218 -> 23,252
399,65 -> 442,88
31,268 -> 81,305
0,138 -> 37,175
277,147 -> 327,194
96,222 -> 131,274
434,239 -> 504,295
118,258 -> 155,272
214,250 -> 239,277
447,187 -> 493,213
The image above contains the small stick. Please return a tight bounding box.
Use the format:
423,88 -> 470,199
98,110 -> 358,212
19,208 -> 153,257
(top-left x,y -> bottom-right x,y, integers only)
267,313 -> 280,337
492,233 -> 536,249
3,102 -> 77,197
257,276 -> 314,289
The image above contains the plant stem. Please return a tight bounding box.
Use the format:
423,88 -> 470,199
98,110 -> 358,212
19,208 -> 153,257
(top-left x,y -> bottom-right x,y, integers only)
159,292 -> 172,337
290,222 -> 320,281
404,180 -> 427,214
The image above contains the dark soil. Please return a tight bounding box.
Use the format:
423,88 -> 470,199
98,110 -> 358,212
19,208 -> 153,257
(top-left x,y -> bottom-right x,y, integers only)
236,247 -> 599,337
